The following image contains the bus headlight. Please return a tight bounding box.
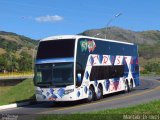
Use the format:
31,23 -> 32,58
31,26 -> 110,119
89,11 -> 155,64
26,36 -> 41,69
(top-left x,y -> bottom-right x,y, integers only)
65,89 -> 74,95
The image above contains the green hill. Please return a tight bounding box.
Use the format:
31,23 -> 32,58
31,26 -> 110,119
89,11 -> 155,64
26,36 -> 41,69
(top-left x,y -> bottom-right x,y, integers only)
0,31 -> 38,72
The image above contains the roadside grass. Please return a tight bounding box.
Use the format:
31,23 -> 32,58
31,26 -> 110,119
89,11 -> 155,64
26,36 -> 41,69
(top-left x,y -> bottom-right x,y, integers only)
0,79 -> 35,105
0,86 -> 12,96
37,100 -> 160,120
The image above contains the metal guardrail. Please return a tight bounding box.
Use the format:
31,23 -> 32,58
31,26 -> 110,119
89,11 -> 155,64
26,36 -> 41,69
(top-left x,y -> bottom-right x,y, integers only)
0,75 -> 34,80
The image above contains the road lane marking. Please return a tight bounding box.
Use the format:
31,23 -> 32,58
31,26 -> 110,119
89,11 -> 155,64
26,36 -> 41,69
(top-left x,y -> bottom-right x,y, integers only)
38,85 -> 160,114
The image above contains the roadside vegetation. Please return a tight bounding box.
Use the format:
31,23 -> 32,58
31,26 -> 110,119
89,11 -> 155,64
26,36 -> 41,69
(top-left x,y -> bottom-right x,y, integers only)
0,51 -> 33,73
37,100 -> 160,120
139,43 -> 160,75
0,79 -> 35,105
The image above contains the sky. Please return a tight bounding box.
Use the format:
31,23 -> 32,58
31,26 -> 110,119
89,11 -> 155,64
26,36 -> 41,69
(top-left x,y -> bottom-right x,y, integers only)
0,0 -> 160,40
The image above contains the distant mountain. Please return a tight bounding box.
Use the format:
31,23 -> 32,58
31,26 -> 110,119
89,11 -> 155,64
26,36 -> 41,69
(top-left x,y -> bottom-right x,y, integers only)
80,26 -> 160,45
80,27 -> 160,74
0,31 -> 38,55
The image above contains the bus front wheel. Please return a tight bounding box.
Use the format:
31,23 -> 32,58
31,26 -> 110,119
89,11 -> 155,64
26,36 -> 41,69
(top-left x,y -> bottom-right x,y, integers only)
87,86 -> 95,102
96,85 -> 103,100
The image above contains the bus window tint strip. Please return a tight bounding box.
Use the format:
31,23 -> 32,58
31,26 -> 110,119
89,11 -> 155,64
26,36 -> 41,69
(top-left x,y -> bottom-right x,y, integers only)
36,57 -> 74,64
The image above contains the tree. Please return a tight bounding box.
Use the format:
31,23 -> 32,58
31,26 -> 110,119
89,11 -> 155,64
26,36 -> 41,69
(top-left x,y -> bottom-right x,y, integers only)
18,51 -> 32,71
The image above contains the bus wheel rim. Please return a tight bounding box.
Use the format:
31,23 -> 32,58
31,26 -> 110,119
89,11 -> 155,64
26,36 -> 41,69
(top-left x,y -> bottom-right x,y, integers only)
88,89 -> 93,100
125,83 -> 128,91
97,88 -> 101,99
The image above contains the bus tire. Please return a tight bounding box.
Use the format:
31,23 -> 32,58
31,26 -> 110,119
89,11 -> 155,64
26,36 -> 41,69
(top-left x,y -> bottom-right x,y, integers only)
124,80 -> 129,93
96,85 -> 103,100
87,86 -> 95,102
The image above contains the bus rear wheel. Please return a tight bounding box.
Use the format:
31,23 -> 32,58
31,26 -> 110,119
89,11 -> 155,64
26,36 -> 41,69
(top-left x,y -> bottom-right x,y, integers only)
124,80 -> 129,93
129,80 -> 133,91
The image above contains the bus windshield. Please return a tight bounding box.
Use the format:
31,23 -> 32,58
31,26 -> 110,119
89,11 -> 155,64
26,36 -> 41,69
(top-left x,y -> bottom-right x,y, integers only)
34,63 -> 74,87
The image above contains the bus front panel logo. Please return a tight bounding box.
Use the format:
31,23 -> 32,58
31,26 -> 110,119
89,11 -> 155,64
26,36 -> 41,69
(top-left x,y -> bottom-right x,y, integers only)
80,39 -> 96,52
80,40 -> 88,52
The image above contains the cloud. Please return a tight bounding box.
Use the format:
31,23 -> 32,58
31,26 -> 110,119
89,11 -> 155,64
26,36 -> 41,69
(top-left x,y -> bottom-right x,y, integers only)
35,15 -> 63,22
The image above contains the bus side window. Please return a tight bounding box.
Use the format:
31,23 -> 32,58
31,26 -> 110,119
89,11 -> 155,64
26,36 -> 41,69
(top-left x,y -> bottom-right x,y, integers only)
90,65 -> 124,80
111,66 -> 116,78
109,65 -> 124,78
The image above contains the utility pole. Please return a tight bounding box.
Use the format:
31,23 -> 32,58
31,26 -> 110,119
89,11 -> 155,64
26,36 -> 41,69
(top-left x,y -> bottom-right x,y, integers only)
105,13 -> 122,39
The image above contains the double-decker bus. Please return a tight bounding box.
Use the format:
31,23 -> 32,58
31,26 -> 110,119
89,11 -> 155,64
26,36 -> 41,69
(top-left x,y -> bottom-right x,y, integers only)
33,35 -> 140,102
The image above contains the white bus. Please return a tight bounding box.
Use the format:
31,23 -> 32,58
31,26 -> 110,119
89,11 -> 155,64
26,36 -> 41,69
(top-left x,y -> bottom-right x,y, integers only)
34,35 -> 140,102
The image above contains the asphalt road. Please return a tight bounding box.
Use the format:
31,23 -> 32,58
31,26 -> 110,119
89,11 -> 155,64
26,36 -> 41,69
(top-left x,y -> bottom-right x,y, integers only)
0,76 -> 160,117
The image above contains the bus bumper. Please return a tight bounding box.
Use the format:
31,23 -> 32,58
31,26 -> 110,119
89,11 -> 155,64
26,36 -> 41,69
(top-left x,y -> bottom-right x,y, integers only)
35,86 -> 80,102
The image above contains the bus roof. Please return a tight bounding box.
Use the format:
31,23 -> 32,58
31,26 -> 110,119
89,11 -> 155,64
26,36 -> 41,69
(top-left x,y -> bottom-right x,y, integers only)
41,35 -> 135,45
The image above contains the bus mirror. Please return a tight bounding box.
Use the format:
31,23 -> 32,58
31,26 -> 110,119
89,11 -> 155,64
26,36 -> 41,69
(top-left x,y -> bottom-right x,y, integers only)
77,73 -> 82,83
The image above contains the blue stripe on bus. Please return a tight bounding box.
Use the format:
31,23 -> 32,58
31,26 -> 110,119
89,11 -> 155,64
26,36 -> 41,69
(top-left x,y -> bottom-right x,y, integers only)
36,57 -> 74,64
